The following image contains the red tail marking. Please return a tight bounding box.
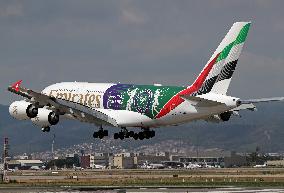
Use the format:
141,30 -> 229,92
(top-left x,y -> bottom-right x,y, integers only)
155,53 -> 220,119
11,80 -> 23,92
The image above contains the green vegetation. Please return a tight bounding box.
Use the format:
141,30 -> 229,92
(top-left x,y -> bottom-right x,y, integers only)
1,178 -> 284,188
2,168 -> 284,188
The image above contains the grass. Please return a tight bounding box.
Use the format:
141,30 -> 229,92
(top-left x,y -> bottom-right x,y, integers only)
1,177 -> 284,188
2,168 -> 284,188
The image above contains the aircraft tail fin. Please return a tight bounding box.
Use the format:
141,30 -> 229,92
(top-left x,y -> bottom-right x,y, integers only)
190,22 -> 251,95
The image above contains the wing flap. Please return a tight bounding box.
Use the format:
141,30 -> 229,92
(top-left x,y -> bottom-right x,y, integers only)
56,98 -> 118,126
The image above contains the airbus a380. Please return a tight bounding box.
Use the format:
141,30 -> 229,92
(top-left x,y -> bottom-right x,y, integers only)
8,22 -> 284,140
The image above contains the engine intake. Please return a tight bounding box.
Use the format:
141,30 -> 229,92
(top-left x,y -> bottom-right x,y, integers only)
26,104 -> 38,118
219,111 -> 232,121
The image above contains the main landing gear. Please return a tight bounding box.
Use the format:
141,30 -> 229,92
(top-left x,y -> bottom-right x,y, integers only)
92,126 -> 155,140
114,127 -> 155,140
93,126 -> 108,139
113,127 -> 134,140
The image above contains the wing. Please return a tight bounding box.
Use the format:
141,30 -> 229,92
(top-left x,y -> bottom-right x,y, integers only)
8,80 -> 118,127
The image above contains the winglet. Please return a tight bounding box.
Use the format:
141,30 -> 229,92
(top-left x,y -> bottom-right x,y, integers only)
11,80 -> 23,92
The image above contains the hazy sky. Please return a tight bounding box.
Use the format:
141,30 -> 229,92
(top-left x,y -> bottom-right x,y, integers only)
1,0 -> 284,105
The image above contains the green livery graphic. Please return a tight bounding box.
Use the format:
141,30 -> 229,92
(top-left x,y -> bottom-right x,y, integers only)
103,84 -> 184,119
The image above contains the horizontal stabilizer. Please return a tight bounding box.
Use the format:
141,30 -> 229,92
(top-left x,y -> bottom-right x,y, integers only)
231,103 -> 256,111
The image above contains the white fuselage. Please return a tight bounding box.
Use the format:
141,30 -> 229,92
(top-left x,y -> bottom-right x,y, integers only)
41,82 -> 239,128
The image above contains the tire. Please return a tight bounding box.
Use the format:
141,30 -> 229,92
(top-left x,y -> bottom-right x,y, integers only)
150,130 -> 155,138
133,133 -> 139,140
125,132 -> 130,138
93,132 -> 98,138
129,131 -> 134,137
145,131 -> 150,139
138,132 -> 145,140
103,130 -> 108,136
119,132 -> 124,140
114,133 -> 119,139
99,134 -> 104,139
45,127 -> 50,132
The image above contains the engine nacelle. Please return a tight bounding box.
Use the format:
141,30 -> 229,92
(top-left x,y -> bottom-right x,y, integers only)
9,101 -> 38,120
219,111 -> 232,121
31,108 -> 59,127
206,111 -> 233,123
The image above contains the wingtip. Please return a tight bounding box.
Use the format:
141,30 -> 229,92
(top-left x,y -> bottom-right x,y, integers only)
233,21 -> 252,25
11,80 -> 23,91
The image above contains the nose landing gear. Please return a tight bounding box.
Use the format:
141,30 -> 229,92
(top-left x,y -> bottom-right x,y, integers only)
41,126 -> 50,132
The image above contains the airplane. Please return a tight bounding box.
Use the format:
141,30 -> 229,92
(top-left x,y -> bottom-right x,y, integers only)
186,163 -> 202,169
148,163 -> 165,169
253,163 -> 267,168
140,161 -> 165,169
8,22 -> 284,141
93,164 -> 106,169
30,166 -> 41,170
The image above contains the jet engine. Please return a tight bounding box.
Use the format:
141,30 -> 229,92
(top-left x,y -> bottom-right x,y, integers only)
9,100 -> 38,120
31,108 -> 59,127
206,111 -> 233,123
219,111 -> 232,121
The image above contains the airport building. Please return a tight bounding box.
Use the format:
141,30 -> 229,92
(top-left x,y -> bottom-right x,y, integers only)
224,152 -> 248,168
6,159 -> 43,170
80,153 -> 111,168
80,155 -> 92,169
136,152 -> 170,165
267,160 -> 284,167
113,153 -> 137,169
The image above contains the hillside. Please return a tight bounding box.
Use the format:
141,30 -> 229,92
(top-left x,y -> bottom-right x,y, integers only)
1,102 -> 284,154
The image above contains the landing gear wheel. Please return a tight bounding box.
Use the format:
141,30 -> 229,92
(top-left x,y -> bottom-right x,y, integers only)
145,130 -> 151,139
133,133 -> 139,140
150,130 -> 155,138
125,132 -> 130,138
103,130 -> 108,137
42,127 -> 50,132
129,131 -> 134,137
114,133 -> 119,139
93,131 -> 98,138
98,131 -> 104,139
138,132 -> 145,140
118,132 -> 124,140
